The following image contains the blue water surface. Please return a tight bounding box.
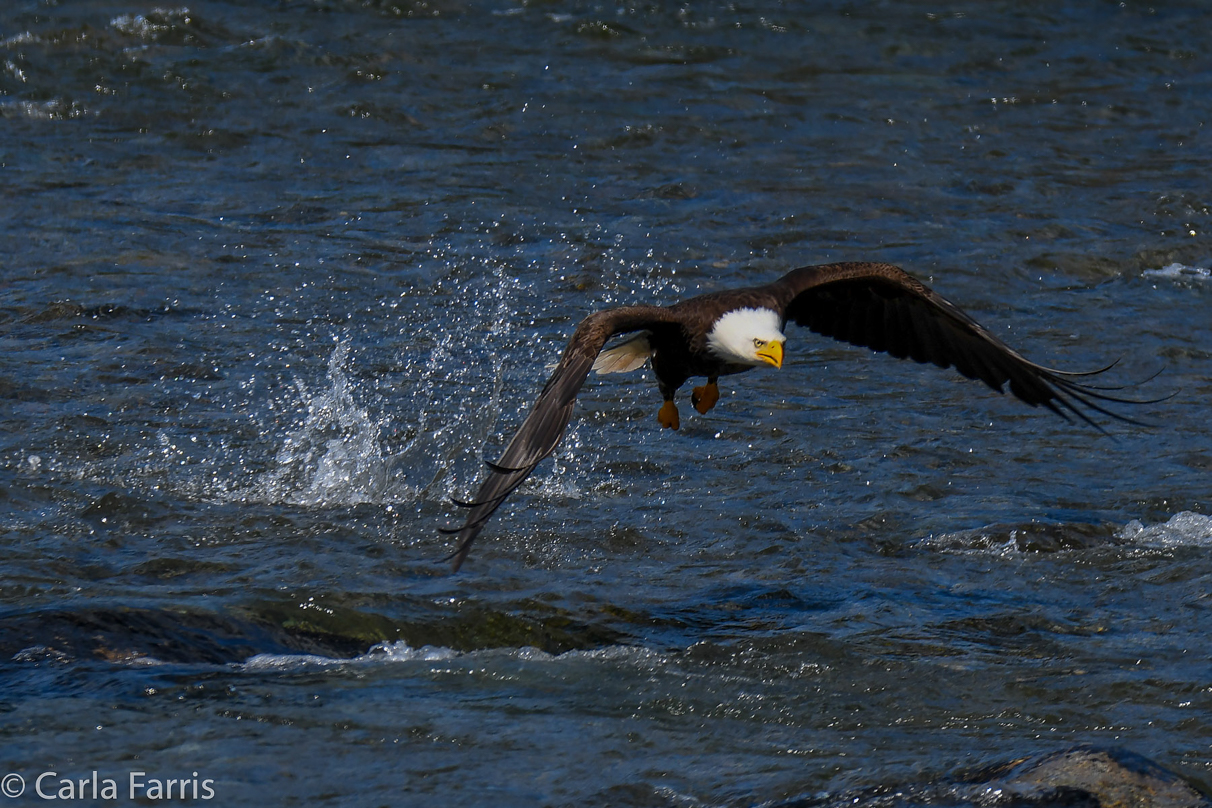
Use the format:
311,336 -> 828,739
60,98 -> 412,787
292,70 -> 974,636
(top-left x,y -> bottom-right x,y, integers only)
2,1 -> 1211,805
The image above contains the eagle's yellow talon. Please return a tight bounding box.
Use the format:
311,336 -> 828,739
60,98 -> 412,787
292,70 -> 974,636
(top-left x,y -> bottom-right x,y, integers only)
658,400 -> 680,430
691,382 -> 720,414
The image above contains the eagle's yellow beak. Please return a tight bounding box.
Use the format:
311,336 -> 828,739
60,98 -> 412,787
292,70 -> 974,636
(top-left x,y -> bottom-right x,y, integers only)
756,340 -> 784,369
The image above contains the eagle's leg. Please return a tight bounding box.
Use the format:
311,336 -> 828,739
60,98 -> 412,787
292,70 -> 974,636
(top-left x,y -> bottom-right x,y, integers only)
691,377 -> 720,415
654,365 -> 684,431
657,399 -> 680,430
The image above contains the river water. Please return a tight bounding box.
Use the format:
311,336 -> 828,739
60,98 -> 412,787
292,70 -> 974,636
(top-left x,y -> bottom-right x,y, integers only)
2,1 -> 1210,805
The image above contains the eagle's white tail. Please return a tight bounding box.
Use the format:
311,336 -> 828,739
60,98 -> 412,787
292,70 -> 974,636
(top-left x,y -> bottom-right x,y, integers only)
592,333 -> 652,374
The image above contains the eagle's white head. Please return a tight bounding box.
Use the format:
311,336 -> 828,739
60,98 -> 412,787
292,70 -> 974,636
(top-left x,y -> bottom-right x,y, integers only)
706,307 -> 786,368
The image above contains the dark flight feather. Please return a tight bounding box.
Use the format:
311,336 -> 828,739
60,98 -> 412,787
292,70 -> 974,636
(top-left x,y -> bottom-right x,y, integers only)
443,306 -> 680,570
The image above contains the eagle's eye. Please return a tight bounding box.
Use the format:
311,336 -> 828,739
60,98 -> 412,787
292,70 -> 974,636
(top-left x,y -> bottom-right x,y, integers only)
753,338 -> 766,349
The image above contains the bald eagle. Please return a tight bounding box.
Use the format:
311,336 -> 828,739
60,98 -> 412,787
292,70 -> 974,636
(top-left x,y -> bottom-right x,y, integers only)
442,262 -> 1145,570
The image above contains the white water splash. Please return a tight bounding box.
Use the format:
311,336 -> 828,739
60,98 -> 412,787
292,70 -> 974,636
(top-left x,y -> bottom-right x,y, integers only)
1118,511 -> 1212,547
393,261 -> 563,505
228,260 -> 539,510
234,640 -> 665,674
1143,262 -> 1211,281
238,641 -> 458,672
918,527 -> 1024,557
238,340 -> 393,507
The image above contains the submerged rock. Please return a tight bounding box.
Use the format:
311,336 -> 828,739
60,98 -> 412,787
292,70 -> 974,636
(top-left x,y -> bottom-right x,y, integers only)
0,598 -> 626,668
979,747 -> 1209,808
765,746 -> 1209,808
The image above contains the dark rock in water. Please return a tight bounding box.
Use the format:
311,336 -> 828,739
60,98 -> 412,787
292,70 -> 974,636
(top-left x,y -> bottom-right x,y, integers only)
0,599 -> 627,668
764,747 -> 1209,808
979,747 -> 1210,808
0,607 -> 363,666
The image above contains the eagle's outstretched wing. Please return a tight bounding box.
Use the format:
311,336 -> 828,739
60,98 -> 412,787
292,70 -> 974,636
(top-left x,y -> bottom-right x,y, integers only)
765,262 -> 1155,427
441,305 -> 681,571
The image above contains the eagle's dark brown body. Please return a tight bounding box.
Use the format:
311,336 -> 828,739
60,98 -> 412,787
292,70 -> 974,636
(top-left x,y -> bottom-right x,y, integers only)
441,262 -> 1145,571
